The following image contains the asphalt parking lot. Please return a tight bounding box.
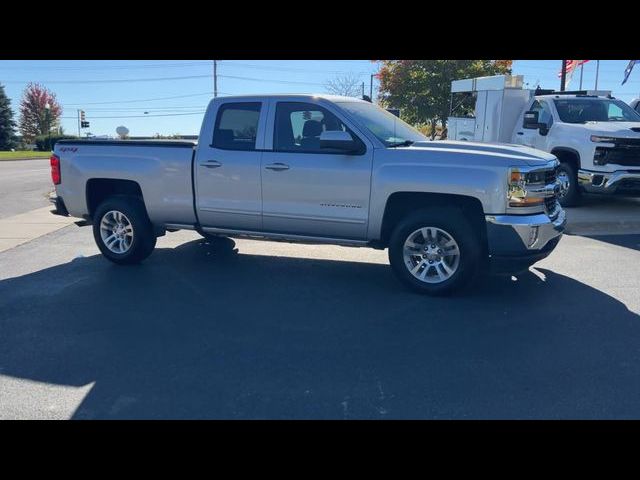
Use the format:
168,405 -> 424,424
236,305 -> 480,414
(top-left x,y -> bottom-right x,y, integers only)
1,222 -> 639,419
1,159 -> 640,419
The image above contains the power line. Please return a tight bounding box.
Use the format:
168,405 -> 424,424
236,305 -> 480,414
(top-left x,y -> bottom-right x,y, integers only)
61,111 -> 206,119
219,74 -> 325,86
217,61 -> 373,75
63,92 -> 213,106
2,74 -> 212,84
0,61 -> 212,71
79,105 -> 209,111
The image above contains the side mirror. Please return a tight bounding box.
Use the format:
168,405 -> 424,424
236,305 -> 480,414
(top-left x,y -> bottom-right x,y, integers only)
319,131 -> 359,152
523,110 -> 540,129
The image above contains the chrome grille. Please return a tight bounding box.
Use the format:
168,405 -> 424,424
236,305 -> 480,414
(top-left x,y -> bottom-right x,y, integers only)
544,166 -> 559,218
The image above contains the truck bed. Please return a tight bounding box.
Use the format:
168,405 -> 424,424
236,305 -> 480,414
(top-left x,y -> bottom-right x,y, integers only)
54,140 -> 198,226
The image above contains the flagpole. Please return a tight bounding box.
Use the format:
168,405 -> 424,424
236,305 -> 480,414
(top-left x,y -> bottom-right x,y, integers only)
579,64 -> 584,90
595,60 -> 600,90
560,60 -> 567,91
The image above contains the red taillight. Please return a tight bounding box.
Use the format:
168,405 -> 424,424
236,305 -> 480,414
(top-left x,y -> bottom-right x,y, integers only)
50,154 -> 61,185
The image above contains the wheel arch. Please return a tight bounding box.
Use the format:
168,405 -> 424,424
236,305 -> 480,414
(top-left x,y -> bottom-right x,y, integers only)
551,147 -> 581,170
86,178 -> 145,220
378,192 -> 487,253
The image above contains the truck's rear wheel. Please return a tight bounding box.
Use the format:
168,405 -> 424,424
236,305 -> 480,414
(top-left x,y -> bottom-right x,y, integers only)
557,162 -> 580,207
93,196 -> 156,265
388,208 -> 481,295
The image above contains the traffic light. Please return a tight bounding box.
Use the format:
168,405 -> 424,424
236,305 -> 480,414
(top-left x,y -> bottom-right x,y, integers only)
80,110 -> 85,122
81,121 -> 90,128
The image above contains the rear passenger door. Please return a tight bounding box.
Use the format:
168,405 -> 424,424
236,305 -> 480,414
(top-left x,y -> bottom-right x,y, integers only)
195,101 -> 267,231
260,100 -> 373,240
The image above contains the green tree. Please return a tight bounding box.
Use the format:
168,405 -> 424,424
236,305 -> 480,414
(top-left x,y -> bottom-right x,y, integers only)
0,83 -> 17,150
376,60 -> 512,139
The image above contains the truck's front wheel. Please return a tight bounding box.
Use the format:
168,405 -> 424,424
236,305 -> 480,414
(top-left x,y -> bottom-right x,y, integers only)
93,196 -> 156,265
388,208 -> 481,295
557,162 -> 580,207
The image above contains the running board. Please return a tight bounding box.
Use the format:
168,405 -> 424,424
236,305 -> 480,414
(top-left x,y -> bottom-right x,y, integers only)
200,226 -> 370,247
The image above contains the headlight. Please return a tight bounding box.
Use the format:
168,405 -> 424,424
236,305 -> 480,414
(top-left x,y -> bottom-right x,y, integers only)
591,135 -> 616,143
508,168 -> 544,208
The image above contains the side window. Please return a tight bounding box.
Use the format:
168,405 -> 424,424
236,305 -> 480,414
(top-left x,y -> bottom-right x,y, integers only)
213,102 -> 261,151
608,102 -> 624,118
530,100 -> 553,127
273,102 -> 363,154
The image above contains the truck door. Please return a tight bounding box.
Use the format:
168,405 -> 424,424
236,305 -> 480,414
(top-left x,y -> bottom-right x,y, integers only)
195,101 -> 267,231
260,100 -> 373,239
514,99 -> 553,151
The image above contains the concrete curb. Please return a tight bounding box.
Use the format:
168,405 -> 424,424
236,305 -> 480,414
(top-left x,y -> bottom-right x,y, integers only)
0,206 -> 77,253
0,157 -> 50,162
565,223 -> 640,236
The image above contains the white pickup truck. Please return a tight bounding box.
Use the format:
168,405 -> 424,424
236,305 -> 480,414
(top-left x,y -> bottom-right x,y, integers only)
448,75 -> 640,206
50,94 -> 565,295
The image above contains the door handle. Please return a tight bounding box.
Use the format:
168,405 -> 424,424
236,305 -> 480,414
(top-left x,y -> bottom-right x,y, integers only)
516,132 -> 524,135
201,160 -> 222,168
265,163 -> 290,171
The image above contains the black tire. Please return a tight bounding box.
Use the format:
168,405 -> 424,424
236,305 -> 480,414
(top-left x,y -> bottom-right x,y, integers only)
557,162 -> 580,207
92,196 -> 156,265
388,208 -> 482,295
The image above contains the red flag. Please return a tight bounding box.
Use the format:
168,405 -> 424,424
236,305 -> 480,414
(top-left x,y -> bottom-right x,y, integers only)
558,60 -> 590,87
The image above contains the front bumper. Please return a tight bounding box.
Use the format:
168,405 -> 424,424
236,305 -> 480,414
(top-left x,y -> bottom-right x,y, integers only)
485,209 -> 566,273
578,169 -> 640,195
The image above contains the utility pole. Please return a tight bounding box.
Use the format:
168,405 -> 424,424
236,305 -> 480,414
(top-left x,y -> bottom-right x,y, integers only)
595,60 -> 600,90
213,60 -> 218,98
560,60 -> 567,91
370,74 -> 374,102
361,82 -> 365,98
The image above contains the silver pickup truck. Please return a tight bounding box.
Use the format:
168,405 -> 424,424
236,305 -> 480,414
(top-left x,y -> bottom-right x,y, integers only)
50,94 -> 566,295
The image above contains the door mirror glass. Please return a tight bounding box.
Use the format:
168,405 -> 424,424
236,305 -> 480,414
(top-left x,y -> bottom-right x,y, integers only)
319,130 -> 357,151
523,110 -> 540,129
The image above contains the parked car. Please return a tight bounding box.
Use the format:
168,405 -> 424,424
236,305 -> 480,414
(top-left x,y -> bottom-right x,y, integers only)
50,94 -> 565,295
448,75 -> 640,207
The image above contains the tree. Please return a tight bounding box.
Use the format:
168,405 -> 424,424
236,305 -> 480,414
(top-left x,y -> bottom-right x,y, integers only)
324,73 -> 363,98
0,83 -> 17,150
19,83 -> 62,141
375,60 -> 512,138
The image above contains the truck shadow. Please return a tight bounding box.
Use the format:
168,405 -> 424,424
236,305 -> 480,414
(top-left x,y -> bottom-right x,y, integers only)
1,237 -> 640,419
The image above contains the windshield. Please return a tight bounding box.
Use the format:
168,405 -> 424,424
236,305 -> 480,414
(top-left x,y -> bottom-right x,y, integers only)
337,101 -> 427,147
553,98 -> 640,123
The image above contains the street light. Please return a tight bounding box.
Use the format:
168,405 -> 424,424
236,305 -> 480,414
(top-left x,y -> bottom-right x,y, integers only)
44,102 -> 51,151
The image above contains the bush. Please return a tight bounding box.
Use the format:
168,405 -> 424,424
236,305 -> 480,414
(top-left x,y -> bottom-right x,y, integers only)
34,134 -> 78,151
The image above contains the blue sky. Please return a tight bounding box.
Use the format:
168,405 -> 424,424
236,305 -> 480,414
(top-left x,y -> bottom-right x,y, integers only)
1,60 -> 638,137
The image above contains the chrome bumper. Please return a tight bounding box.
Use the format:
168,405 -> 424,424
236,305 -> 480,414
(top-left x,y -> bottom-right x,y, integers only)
578,169 -> 640,194
485,209 -> 566,256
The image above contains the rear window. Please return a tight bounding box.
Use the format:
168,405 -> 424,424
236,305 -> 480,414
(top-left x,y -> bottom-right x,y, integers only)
213,102 -> 261,151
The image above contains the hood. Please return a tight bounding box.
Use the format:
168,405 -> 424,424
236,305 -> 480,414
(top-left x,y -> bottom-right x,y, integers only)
407,140 -> 556,167
579,121 -> 640,137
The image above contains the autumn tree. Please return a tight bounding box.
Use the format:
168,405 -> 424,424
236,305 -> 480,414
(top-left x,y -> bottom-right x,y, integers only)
375,60 -> 512,138
19,83 -> 62,141
324,73 -> 363,98
0,83 -> 17,150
